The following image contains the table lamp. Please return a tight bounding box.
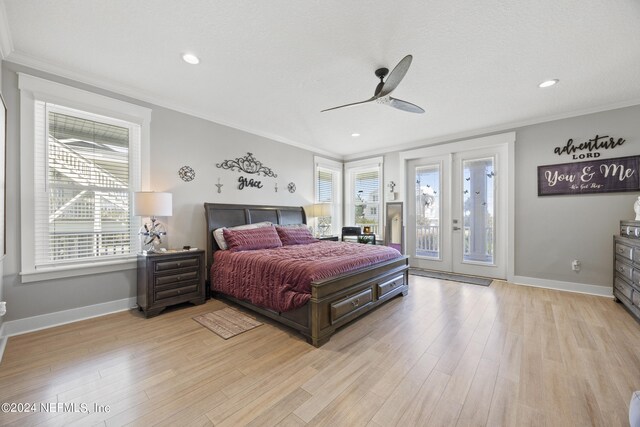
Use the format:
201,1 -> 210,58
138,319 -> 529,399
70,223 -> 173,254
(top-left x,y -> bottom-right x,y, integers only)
133,191 -> 172,253
312,203 -> 332,237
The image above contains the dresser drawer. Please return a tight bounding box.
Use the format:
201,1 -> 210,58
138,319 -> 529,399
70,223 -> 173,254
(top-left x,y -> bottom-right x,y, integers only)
620,225 -> 640,239
615,260 -> 633,282
615,242 -> 634,261
155,270 -> 199,286
155,279 -> 199,293
377,275 -> 404,298
615,277 -> 634,301
634,249 -> 640,265
155,257 -> 199,272
633,289 -> 640,307
156,284 -> 199,301
330,288 -> 373,324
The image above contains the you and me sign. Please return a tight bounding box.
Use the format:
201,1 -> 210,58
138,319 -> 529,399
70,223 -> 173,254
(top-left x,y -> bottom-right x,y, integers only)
538,135 -> 638,196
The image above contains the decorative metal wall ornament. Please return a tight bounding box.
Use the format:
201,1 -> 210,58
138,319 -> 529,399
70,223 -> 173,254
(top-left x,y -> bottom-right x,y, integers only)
216,152 -> 278,177
275,183 -> 278,192
215,178 -> 223,194
388,181 -> 396,192
178,165 -> 196,182
287,182 -> 296,193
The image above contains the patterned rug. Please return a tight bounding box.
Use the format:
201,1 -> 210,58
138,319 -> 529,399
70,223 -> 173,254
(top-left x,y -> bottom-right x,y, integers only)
409,268 -> 493,286
193,307 -> 263,339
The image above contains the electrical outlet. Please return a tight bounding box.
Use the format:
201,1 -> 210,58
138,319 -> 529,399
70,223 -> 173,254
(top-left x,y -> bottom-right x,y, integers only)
571,260 -> 581,271
0,301 -> 6,317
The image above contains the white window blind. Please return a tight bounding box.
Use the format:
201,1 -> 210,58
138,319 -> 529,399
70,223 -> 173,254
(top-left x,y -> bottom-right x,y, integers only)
34,102 -> 140,268
314,157 -> 343,236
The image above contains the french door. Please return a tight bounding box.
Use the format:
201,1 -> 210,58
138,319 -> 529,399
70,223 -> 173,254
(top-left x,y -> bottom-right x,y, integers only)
407,146 -> 507,279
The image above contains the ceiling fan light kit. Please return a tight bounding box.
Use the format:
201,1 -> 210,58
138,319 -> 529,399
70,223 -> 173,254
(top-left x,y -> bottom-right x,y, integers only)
322,54 -> 425,114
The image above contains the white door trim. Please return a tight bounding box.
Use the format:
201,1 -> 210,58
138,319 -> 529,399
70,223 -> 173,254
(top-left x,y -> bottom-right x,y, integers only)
399,132 -> 516,281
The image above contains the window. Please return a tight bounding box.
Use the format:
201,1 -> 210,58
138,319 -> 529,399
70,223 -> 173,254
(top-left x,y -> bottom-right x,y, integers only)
345,157 -> 383,238
314,156 -> 342,236
19,74 -> 150,282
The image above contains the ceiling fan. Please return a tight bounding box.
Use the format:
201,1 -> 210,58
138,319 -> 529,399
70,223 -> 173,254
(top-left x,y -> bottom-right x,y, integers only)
321,54 -> 425,114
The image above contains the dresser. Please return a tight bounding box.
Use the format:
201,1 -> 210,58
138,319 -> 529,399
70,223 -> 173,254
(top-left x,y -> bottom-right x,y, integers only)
137,250 -> 206,317
613,220 -> 640,321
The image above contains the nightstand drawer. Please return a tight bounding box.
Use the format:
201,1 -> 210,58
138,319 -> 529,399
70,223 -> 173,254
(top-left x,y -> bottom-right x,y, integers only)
156,284 -> 199,300
330,288 -> 373,324
377,275 -> 404,298
155,257 -> 199,272
155,279 -> 199,293
155,270 -> 199,286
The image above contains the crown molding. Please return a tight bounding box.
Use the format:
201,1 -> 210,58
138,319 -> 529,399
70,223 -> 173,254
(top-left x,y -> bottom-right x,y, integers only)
5,51 -> 341,159
342,97 -> 640,161
0,0 -> 14,59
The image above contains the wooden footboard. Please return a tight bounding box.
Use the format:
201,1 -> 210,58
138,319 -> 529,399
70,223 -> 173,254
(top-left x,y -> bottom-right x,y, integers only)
213,256 -> 409,347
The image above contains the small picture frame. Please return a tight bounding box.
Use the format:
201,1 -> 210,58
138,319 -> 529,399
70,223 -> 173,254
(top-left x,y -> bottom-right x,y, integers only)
363,226 -> 371,233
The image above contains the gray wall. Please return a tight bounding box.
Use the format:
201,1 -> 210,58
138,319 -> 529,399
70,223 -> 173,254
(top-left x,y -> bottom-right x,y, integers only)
382,105 -> 640,289
514,106 -> 640,286
1,62 -> 316,322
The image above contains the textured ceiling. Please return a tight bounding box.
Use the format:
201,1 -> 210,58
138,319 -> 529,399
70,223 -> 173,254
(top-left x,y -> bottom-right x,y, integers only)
3,0 -> 640,158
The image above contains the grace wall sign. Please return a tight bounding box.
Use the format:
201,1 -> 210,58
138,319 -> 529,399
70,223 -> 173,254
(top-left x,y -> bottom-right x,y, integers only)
553,134 -> 626,159
216,152 -> 278,178
538,155 -> 639,196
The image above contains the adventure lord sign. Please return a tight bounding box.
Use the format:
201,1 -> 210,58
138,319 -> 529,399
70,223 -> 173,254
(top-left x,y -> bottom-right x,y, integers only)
538,155 -> 639,196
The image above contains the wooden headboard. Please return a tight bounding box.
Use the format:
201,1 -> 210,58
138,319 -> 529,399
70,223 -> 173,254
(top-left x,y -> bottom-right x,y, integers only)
203,203 -> 307,278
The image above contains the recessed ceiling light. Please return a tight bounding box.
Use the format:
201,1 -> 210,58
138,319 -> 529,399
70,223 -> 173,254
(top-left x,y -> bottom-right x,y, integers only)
182,53 -> 200,65
351,133 -> 360,137
538,79 -> 559,88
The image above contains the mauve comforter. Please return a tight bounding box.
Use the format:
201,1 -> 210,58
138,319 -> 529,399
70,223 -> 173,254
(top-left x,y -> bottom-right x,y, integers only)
211,241 -> 401,312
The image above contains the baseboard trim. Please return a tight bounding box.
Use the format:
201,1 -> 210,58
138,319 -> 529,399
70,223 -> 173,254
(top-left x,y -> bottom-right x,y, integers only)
511,275 -> 612,297
0,297 -> 137,341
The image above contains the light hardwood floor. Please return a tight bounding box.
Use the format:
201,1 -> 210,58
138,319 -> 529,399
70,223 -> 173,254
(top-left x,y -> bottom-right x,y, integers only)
0,277 -> 638,426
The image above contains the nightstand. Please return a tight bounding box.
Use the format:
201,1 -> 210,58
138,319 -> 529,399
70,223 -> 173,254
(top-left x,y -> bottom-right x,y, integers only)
137,250 -> 206,318
318,235 -> 339,241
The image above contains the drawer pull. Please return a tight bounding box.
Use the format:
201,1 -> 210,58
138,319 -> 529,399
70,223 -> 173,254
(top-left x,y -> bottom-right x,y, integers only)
351,299 -> 360,307
619,267 -> 625,272
619,248 -> 624,253
176,262 -> 182,267
177,276 -> 182,280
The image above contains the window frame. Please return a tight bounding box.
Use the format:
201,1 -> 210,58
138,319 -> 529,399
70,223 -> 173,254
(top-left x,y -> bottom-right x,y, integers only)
314,156 -> 343,236
345,157 -> 384,239
19,73 -> 151,283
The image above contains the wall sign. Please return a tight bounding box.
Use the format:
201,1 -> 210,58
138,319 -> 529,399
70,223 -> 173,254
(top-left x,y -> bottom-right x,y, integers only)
538,155 -> 639,196
238,176 -> 263,190
553,134 -> 626,159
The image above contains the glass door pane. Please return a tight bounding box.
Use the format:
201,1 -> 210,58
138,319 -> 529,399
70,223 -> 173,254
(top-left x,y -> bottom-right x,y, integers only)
415,165 -> 440,259
462,157 -> 495,264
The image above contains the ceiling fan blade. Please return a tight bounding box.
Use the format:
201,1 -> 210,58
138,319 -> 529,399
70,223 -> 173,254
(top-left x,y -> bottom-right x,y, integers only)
388,97 -> 425,114
378,54 -> 413,97
321,97 -> 376,112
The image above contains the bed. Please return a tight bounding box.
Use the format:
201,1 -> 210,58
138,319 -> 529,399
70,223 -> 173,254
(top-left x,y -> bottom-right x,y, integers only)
204,203 -> 409,346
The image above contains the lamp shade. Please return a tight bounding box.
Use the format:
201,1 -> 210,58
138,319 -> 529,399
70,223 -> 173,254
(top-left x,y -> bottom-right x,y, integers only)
313,203 -> 331,217
133,192 -> 173,217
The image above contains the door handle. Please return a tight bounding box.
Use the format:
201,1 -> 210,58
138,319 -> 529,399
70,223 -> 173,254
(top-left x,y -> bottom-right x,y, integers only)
453,227 -> 461,231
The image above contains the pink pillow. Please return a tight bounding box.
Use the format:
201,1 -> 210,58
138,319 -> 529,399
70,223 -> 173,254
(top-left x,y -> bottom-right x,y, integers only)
276,226 -> 319,246
223,226 -> 283,252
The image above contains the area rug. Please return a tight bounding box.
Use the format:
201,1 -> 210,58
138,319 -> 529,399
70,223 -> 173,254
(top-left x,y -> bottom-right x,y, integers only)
409,268 -> 493,286
193,307 -> 263,339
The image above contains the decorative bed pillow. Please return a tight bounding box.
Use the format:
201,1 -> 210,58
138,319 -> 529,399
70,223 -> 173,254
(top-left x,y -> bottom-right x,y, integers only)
213,221 -> 272,250
276,225 -> 319,246
223,226 -> 283,252
278,223 -> 309,229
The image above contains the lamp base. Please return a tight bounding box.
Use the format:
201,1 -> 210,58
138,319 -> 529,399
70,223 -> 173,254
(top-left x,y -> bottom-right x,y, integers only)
139,218 -> 167,253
